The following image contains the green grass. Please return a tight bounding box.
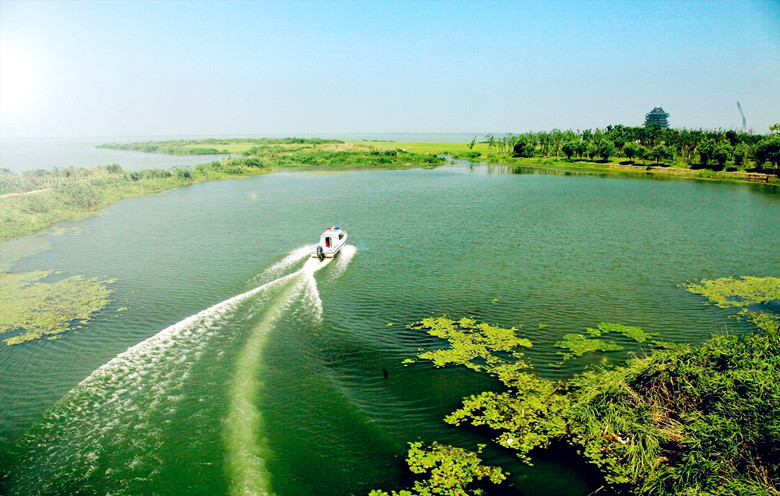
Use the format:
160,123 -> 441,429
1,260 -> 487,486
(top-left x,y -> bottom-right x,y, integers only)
0,144 -> 446,243
0,161 -> 271,243
97,137 -> 344,156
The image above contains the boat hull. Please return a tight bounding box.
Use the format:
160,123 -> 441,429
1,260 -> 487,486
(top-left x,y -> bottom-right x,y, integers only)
312,228 -> 348,259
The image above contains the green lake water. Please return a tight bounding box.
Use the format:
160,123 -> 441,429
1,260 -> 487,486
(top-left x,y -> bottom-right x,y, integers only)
1,163 -> 778,495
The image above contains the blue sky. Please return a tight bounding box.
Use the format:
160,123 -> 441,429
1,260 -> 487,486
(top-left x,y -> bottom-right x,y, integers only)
1,0 -> 778,139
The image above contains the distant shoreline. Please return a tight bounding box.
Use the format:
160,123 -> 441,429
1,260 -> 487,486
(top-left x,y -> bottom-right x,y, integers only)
1,137 -> 777,244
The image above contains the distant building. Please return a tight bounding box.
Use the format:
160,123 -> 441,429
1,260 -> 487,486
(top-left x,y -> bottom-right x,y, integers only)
645,107 -> 670,129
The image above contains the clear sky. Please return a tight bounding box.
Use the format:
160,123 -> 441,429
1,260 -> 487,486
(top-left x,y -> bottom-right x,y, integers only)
1,0 -> 778,140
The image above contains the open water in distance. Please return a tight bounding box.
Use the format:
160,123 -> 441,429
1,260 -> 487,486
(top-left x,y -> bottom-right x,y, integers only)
1,162 -> 778,495
0,137 -> 225,173
0,134 -> 475,173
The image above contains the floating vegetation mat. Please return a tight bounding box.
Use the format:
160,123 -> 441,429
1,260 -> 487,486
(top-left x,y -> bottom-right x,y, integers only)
0,271 -> 115,345
553,322 -> 663,366
0,229 -> 114,346
684,276 -> 780,333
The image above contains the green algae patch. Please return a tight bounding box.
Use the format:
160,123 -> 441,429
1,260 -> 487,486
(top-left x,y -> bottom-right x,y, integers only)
0,270 -> 114,345
586,322 -> 657,343
684,276 -> 780,333
553,323 -> 660,366
383,314 -> 780,496
406,317 -> 532,373
553,333 -> 623,364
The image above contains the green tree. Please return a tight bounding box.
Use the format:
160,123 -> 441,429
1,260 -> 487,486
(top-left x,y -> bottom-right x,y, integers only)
512,140 -> 535,158
733,142 -> 749,166
636,145 -> 649,165
467,136 -> 476,151
575,140 -> 588,158
712,143 -> 732,169
650,144 -> 673,165
754,135 -> 780,173
561,140 -> 577,159
596,140 -> 616,161
484,134 -> 495,154
586,141 -> 598,160
698,139 -> 715,168
623,142 -> 639,163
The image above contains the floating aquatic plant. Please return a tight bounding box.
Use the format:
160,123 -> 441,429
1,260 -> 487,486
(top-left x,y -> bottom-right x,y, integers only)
684,276 -> 780,333
0,270 -> 114,345
553,333 -> 624,364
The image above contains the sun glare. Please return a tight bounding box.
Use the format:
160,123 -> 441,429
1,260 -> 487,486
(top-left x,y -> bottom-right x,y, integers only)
0,44 -> 41,117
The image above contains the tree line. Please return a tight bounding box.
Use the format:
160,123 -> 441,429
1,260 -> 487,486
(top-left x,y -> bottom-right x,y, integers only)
480,124 -> 780,172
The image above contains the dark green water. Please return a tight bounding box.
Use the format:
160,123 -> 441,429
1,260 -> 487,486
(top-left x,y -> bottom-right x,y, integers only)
1,164 -> 778,495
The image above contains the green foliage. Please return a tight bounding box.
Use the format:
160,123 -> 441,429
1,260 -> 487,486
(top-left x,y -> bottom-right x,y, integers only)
754,135 -> 780,172
96,137 -> 343,155
385,278 -> 780,496
684,276 -> 780,308
445,374 -> 569,464
512,140 -> 535,158
0,144 -> 444,243
650,144 -> 673,165
587,322 -> 658,343
553,333 -> 623,363
565,333 -> 780,495
733,142 -> 749,165
406,317 -> 532,375
623,142 -> 639,163
712,143 -> 732,169
369,442 -> 505,496
561,140 -> 577,159
697,139 -> 715,167
596,140 -> 616,161
553,323 -> 659,365
453,151 -> 482,160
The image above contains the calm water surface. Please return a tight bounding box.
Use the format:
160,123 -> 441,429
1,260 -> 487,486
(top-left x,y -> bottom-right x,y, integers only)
1,163 -> 778,495
0,137 -> 224,173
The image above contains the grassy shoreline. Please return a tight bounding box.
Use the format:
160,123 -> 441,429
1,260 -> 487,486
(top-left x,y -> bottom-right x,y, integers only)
2,137 -> 777,244
0,142 -> 445,243
352,140 -> 779,185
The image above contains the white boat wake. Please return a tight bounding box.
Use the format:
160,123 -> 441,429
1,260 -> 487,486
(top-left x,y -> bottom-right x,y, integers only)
6,245 -> 356,496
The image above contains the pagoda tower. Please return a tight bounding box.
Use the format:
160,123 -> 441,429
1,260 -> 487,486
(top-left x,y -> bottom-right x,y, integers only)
645,106 -> 670,129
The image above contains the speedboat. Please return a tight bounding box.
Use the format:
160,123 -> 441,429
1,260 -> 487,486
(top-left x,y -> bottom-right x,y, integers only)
313,227 -> 348,261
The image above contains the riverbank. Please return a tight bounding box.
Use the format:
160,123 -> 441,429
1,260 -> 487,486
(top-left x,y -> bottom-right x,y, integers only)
352,140 -> 779,186
0,143 -> 445,243
2,137 -> 777,244
0,160 -> 271,242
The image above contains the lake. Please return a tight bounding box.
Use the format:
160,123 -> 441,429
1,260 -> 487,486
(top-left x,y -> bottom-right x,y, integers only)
0,134 -> 476,174
1,162 -> 778,495
0,137 -> 225,173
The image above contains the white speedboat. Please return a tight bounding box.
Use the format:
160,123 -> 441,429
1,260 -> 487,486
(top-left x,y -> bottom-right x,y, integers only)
313,227 -> 348,261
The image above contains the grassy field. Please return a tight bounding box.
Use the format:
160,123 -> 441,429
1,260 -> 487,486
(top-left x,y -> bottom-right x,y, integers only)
347,140 -> 491,156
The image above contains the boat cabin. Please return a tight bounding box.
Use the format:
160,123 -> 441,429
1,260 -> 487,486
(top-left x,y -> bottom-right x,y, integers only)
321,227 -> 345,249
